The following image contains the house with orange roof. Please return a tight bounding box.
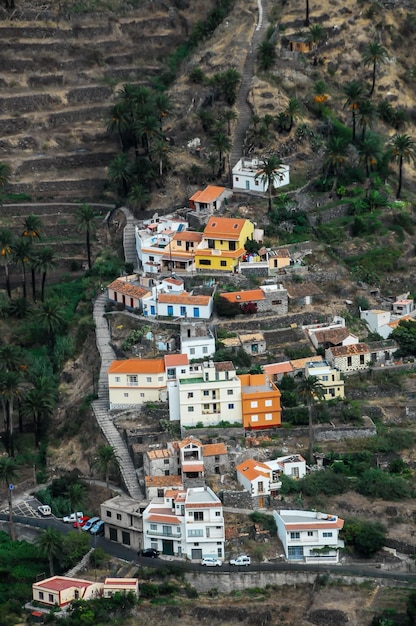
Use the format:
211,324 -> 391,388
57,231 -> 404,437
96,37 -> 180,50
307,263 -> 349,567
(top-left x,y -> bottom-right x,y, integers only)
108,358 -> 167,409
189,184 -> 232,214
107,275 -> 150,311
232,157 -> 290,194
361,297 -> 416,339
161,230 -> 203,273
273,509 -> 344,563
195,216 -> 255,272
100,495 -> 147,551
236,458 -> 274,508
31,575 -> 139,609
142,485 -> 224,560
135,215 -> 189,274
239,373 -> 281,430
142,277 -> 214,320
219,283 -> 288,314
144,475 -> 183,500
263,361 -> 294,383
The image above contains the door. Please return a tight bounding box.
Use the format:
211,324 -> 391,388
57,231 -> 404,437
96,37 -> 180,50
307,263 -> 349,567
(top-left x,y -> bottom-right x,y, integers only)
258,496 -> 264,508
245,180 -> 250,190
162,539 -> 174,556
150,305 -> 155,315
193,307 -> 200,318
191,548 -> 203,560
167,305 -> 173,316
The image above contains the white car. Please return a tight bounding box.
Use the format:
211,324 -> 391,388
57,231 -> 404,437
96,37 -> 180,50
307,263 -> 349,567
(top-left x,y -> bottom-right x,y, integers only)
63,511 -> 83,523
201,557 -> 222,567
37,505 -> 52,517
229,555 -> 251,566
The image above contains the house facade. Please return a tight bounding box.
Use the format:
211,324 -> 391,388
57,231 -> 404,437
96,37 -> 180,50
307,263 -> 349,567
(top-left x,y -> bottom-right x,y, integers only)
135,215 -> 188,274
305,360 -> 345,399
32,576 -> 139,608
232,157 -> 290,193
189,185 -> 233,214
100,495 -> 147,551
161,230 -> 203,273
325,343 -> 371,373
180,322 -> 216,360
220,283 -> 288,315
195,216 -> 255,272
142,485 -> 225,560
142,279 -> 213,320
273,509 -> 344,563
239,373 -> 281,430
108,358 -> 167,409
107,276 -> 150,311
308,327 -> 359,351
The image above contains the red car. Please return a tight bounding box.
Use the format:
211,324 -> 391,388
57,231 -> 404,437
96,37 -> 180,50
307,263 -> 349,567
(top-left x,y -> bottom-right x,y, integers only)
72,516 -> 90,529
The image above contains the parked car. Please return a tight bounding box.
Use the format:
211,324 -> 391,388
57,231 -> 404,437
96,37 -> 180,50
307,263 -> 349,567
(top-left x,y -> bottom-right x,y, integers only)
73,516 -> 90,529
201,557 -> 222,567
89,520 -> 105,536
63,511 -> 83,523
229,554 -> 251,566
82,516 -> 100,532
37,505 -> 52,517
140,548 -> 160,558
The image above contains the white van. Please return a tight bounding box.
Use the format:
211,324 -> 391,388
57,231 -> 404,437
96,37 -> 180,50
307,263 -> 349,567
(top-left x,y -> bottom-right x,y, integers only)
38,505 -> 52,516
229,554 -> 251,566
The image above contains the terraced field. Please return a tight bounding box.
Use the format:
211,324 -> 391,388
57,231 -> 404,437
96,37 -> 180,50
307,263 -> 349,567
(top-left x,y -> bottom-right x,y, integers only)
0,0 -> 215,201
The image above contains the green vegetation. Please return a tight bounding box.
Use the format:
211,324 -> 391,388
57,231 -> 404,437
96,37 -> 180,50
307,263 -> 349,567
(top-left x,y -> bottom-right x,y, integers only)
343,519 -> 386,557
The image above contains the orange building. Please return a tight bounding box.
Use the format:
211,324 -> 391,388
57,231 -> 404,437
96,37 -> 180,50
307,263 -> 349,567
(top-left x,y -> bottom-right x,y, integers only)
238,373 -> 281,430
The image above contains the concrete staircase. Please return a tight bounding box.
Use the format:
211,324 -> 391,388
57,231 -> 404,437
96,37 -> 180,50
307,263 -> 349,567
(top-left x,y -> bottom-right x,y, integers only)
120,207 -> 139,270
230,0 -> 269,167
92,293 -> 143,500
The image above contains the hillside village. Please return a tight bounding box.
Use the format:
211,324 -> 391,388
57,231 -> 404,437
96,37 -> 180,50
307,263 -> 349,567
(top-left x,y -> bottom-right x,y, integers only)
3,0 -> 416,623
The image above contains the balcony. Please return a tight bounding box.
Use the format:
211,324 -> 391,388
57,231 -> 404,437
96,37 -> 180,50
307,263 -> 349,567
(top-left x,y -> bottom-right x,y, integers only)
146,529 -> 181,538
126,381 -> 139,387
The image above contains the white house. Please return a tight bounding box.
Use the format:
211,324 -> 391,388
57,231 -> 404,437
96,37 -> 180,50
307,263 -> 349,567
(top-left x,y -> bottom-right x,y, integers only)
232,157 -> 290,194
189,184 -> 233,214
180,322 -> 216,360
142,485 -> 225,560
108,358 -> 167,409
273,509 -> 344,563
143,279 -> 214,320
360,308 -> 392,338
265,454 -> 306,481
135,215 -> 189,273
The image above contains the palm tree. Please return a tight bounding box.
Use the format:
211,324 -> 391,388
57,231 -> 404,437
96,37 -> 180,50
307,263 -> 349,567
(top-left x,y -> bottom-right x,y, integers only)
324,136 -> 349,193
298,376 -> 325,465
313,79 -> 328,105
257,39 -> 276,71
308,24 -> 325,65
35,528 -> 62,576
153,92 -> 172,129
108,153 -> 132,198
150,137 -> 172,178
284,97 -> 303,133
389,133 -> 416,199
343,81 -> 365,143
0,456 -> 19,541
357,99 -> 376,141
34,298 -> 66,352
222,109 -> 238,136
93,445 -> 120,490
362,41 -> 388,97
358,133 -> 383,182
127,184 -> 150,212
12,237 -> 31,300
211,132 -> 231,176
22,215 -> 42,242
0,228 -> 14,298
255,155 -> 284,212
76,204 -> 96,271
67,482 -> 86,532
107,101 -> 134,152
34,246 -> 57,302
134,114 -> 161,156
22,381 -> 56,447
0,370 -> 23,458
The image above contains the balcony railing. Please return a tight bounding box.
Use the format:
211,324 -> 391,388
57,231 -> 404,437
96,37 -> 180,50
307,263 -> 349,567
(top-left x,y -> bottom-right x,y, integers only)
146,529 -> 181,538
126,381 -> 139,387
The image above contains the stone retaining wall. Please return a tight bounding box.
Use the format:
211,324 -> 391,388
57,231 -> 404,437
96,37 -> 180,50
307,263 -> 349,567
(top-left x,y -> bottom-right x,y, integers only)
0,94 -> 61,114
220,490 -> 253,510
15,152 -> 114,175
67,86 -> 113,104
49,105 -> 108,127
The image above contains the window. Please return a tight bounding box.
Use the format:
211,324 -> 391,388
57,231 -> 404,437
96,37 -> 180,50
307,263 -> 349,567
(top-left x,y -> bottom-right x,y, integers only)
227,389 -> 233,395
265,413 -> 272,420
164,470 -> 169,476
158,376 -> 163,381
106,510 -> 112,517
251,415 -> 258,422
322,375 -> 328,381
291,467 -> 300,478
149,255 -> 154,262
146,377 -> 152,383
109,527 -> 118,541
116,513 -> 121,521
272,299 -> 282,305
204,404 -> 210,410
199,259 -> 211,266
235,177 -> 239,181
140,393 -> 145,398
188,392 -> 194,398
188,528 -> 203,537
203,390 -> 209,396
229,241 -> 236,251
347,356 -> 352,367
255,179 -> 259,186
123,392 -> 129,397
202,346 -> 208,354
215,511 -> 221,517
251,400 -> 258,408
220,260 -> 227,267
190,347 -> 196,355
39,592 -> 44,600
307,531 -> 314,537
323,532 -> 333,538
188,406 -> 194,412
360,354 -> 365,364
49,594 -> 54,603
228,403 -> 234,409
122,531 -> 131,545
258,481 -> 264,493
157,489 -> 164,497
162,525 -> 172,536
194,511 -> 204,521
290,531 -> 300,540
164,459 -> 169,465
177,240 -> 182,246
181,369 -> 186,374
115,376 -> 120,382
150,524 -> 157,530
265,399 -> 272,406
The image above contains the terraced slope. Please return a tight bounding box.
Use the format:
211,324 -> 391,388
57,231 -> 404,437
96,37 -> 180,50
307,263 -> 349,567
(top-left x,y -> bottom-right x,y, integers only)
0,1 -> 215,201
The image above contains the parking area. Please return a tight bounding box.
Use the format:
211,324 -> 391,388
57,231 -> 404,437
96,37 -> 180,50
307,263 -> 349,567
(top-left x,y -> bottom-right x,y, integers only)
0,497 -> 56,519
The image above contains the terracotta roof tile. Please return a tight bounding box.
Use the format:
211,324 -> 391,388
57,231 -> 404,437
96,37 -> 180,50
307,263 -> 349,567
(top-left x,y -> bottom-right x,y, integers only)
35,577 -> 93,592
145,475 -> 183,487
203,216 -> 247,239
328,343 -> 370,357
108,358 -> 165,374
236,458 -> 271,481
190,185 -> 226,204
158,292 -> 211,306
147,513 -> 182,524
164,354 -> 189,367
220,289 -> 265,303
107,279 -> 150,299
202,442 -> 227,456
263,362 -> 293,375
311,327 -> 352,345
172,231 -> 203,242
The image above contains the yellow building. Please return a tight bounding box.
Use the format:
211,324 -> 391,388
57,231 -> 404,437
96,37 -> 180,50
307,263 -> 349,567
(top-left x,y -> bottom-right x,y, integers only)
108,358 -> 167,409
195,216 -> 255,272
305,361 -> 345,400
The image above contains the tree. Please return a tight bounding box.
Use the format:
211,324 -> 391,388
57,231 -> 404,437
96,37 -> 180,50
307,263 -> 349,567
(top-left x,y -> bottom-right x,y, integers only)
214,295 -> 240,318
357,99 -> 376,141
304,0 -> 310,26
255,155 -> 284,212
391,319 -> 416,356
211,132 -> 231,176
12,237 -> 31,300
34,246 -> 57,302
343,519 -> 385,557
388,133 -> 416,199
407,590 -> 416,625
76,204 -> 97,271
67,482 -> 87,532
108,153 -> 132,198
361,41 -> 388,97
0,162 -> 11,204
22,215 -> 42,242
358,133 -> 383,181
0,456 -> 19,540
284,97 -> 303,133
128,184 -> 150,212
222,108 -> 238,136
0,370 -> 23,458
257,39 -> 276,71
93,445 -> 120,490
308,24 -> 325,65
313,79 -> 328,108
343,81 -> 365,143
324,136 -> 349,192
150,136 -> 172,178
35,528 -> 62,576
22,380 -> 56,447
34,298 -> 66,352
298,376 -> 325,465
0,228 -> 14,298
134,114 -> 162,156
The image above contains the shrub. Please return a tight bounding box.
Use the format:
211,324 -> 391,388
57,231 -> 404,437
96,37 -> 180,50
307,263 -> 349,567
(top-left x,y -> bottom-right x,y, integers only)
356,468 -> 411,500
343,519 -> 386,557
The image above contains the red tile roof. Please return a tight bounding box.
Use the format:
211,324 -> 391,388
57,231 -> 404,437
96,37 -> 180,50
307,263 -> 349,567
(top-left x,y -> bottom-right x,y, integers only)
220,289 -> 265,303
203,216 -> 248,239
172,231 -> 203,242
164,354 -> 189,367
236,458 -> 271,481
107,279 -> 150,299
35,577 -> 93,592
190,185 -> 226,204
328,343 -> 370,357
202,442 -> 227,456
158,292 -> 211,306
108,358 -> 165,374
263,362 -> 293,375
311,327 -> 352,345
145,475 -> 183,487
147,513 -> 182,524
